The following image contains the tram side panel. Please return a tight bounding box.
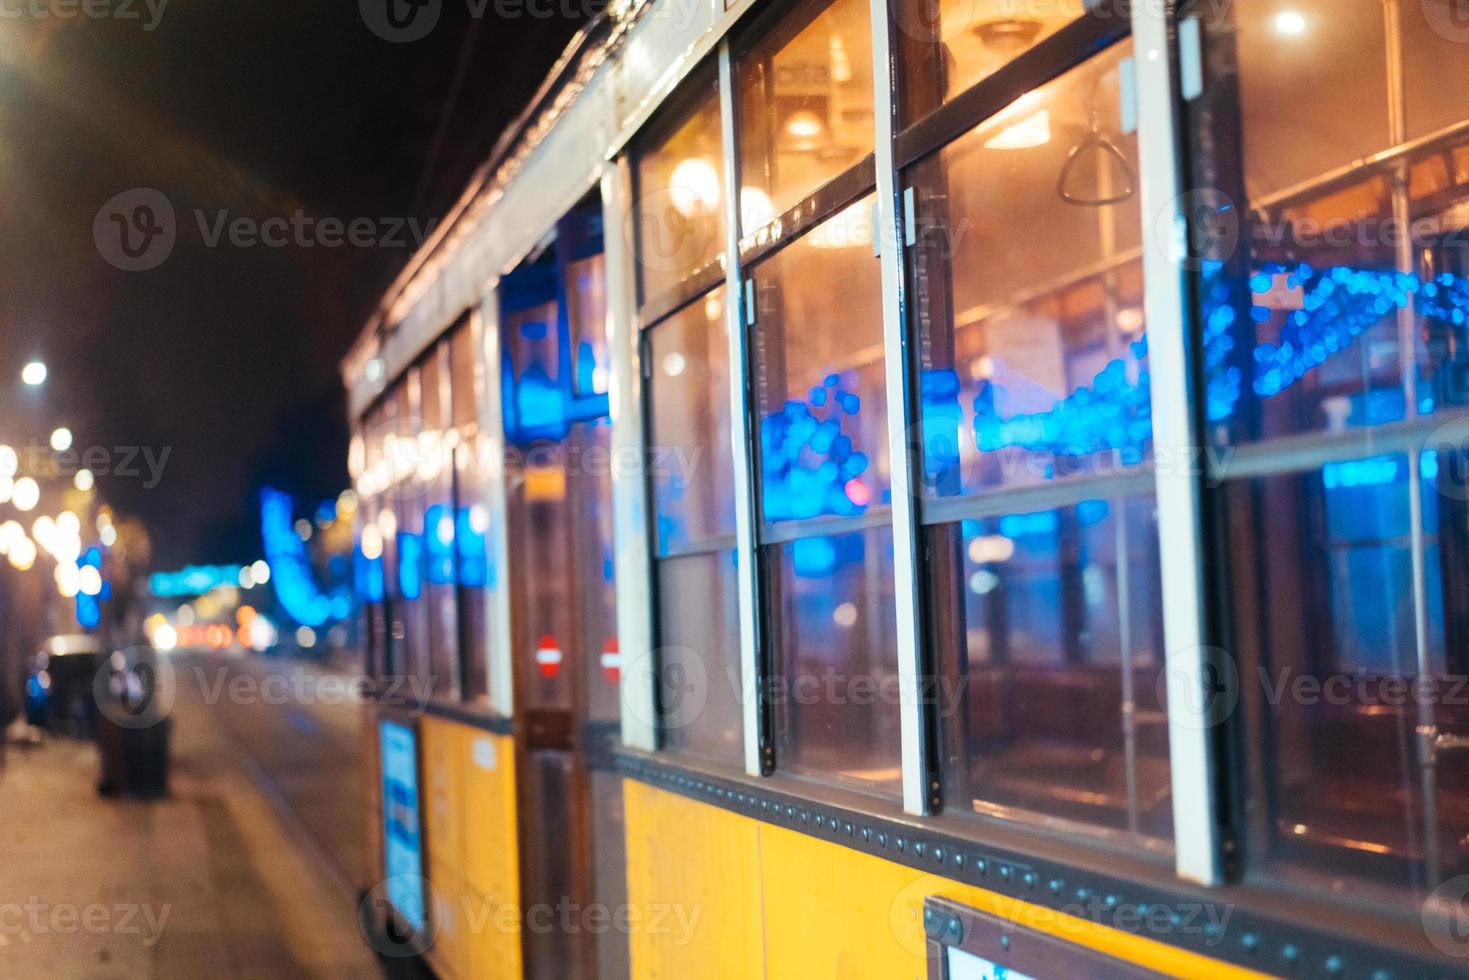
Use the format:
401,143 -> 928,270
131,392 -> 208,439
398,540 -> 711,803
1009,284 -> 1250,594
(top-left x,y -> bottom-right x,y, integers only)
418,714 -> 523,979
623,782 -> 1271,980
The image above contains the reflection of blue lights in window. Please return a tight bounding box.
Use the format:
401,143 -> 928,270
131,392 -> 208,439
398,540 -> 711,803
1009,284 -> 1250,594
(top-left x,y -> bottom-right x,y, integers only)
789,533 -> 865,579
972,338 -> 1151,461
455,507 -> 488,588
424,504 -> 456,586
502,332 -> 611,445
1323,455 -> 1399,489
397,532 -> 423,601
998,511 -> 1058,538
1209,264 -> 1469,421
921,264 -> 1469,467
760,373 -> 872,521
354,546 -> 385,603
501,251 -> 613,447
261,487 -> 335,627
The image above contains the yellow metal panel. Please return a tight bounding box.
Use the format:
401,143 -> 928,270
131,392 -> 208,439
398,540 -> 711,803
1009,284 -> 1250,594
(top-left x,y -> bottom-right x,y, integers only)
463,882 -> 525,980
428,860 -> 468,980
624,780 -> 766,980
625,783 -> 1271,980
420,716 -> 466,876
461,729 -> 523,978
760,822 -> 1273,980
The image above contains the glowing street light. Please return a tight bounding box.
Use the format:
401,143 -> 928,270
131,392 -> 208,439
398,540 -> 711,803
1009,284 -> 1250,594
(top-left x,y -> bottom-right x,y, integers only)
50,428 -> 73,452
21,361 -> 46,387
12,478 -> 39,513
74,469 -> 95,492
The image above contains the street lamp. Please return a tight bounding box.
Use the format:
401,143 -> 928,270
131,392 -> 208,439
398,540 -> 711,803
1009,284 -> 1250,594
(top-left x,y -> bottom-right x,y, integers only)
21,361 -> 46,387
50,427 -> 72,452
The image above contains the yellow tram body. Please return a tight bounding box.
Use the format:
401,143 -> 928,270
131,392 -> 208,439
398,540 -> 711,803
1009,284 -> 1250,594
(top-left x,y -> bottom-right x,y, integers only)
343,0 -> 1469,976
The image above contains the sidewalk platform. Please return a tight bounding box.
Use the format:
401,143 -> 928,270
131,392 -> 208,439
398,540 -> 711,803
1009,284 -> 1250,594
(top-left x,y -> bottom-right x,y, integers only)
0,732 -> 382,979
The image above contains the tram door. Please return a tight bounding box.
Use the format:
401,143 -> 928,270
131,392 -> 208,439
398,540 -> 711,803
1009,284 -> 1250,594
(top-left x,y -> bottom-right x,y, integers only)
500,197 -> 627,979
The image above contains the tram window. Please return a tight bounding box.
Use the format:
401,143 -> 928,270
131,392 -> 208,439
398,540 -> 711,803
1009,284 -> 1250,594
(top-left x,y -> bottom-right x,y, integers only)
767,527 -> 901,794
1196,0 -> 1469,442
931,497 -> 1172,840
633,72 -> 725,314
894,0 -> 1086,124
745,200 -> 901,794
557,213 -> 619,724
392,375 -> 433,693
907,41 -> 1145,499
357,403 -> 390,679
502,268 -> 575,711
750,196 -> 889,521
1227,455 -> 1467,892
734,0 -> 874,230
420,344 -> 461,702
646,287 -> 736,555
450,321 -> 491,704
499,209 -> 619,717
563,231 -> 610,399
902,39 -> 1169,839
644,283 -> 743,766
655,550 -> 744,767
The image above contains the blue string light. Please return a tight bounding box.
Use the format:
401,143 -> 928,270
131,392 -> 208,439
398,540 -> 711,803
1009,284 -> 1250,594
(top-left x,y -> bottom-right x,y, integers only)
260,487 -> 335,627
918,264 -> 1469,463
759,372 -> 873,522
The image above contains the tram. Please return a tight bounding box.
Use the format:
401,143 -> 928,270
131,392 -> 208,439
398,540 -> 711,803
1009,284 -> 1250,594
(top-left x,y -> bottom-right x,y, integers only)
342,0 -> 1469,976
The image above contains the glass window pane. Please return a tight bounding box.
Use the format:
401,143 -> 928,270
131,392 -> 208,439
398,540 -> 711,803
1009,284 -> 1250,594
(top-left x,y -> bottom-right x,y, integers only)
572,419 -> 620,725
910,42 -> 1145,497
896,0 -> 1086,123
501,264 -> 565,445
393,373 -> 434,694
647,287 -> 736,553
1229,453 -> 1469,893
1406,2 -> 1469,141
1233,0 -> 1391,198
634,76 -> 726,310
735,0 -> 874,229
1198,2 -> 1469,442
450,322 -> 491,704
751,198 -> 889,521
935,496 -> 1172,841
656,550 -> 744,768
768,527 -> 901,796
567,251 -> 610,398
506,445 -> 573,711
421,345 -> 461,701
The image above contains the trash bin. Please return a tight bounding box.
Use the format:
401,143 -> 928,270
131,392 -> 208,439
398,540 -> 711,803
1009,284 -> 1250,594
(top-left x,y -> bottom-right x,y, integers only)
96,655 -> 171,798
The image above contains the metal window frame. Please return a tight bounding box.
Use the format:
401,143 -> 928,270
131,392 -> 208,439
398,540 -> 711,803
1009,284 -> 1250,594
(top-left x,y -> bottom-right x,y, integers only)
1131,1 -> 1222,886
717,0 -> 919,795
718,41 -> 768,778
868,0 -> 932,817
604,160 -> 660,752
475,287 -> 519,722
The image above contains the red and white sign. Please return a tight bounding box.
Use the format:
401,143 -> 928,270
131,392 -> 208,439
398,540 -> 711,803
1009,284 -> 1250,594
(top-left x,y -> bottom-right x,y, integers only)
600,638 -> 621,684
535,635 -> 562,679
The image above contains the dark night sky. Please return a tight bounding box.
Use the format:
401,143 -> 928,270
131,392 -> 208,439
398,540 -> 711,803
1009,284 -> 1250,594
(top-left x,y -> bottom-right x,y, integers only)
0,1 -> 584,568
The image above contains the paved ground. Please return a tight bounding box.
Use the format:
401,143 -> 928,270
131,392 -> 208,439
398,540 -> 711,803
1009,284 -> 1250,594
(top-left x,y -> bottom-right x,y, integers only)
0,650 -> 384,979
